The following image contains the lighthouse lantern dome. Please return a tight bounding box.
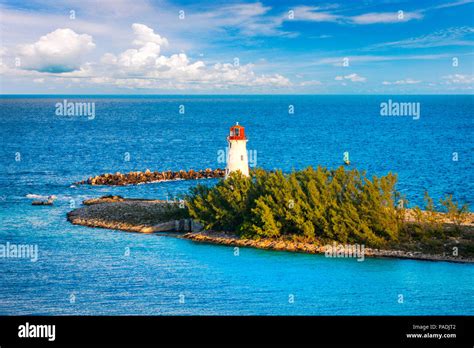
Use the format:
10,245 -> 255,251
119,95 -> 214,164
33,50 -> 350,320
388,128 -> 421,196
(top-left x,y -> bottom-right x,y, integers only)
228,123 -> 246,141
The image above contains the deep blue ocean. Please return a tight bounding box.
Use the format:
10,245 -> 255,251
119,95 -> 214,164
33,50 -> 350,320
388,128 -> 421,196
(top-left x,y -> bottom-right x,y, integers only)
0,95 -> 473,315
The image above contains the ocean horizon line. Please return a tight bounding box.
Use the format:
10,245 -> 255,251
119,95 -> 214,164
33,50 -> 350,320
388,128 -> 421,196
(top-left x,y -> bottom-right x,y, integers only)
1,93 -> 473,97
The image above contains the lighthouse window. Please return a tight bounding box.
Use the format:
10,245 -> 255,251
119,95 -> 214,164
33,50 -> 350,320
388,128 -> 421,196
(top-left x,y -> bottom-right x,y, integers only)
241,155 -> 244,161
235,128 -> 240,136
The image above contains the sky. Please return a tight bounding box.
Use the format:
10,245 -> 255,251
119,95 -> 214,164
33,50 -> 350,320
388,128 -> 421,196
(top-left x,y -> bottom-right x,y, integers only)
0,0 -> 473,94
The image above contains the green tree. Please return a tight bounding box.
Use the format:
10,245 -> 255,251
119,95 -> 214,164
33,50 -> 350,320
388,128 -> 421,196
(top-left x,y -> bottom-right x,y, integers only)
440,194 -> 469,231
242,196 -> 281,238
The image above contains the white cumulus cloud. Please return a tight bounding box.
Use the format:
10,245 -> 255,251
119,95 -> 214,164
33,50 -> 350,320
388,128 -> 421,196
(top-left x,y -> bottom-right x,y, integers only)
131,23 -> 169,47
93,23 -> 291,89
4,23 -> 291,90
335,73 -> 366,82
18,28 -> 95,73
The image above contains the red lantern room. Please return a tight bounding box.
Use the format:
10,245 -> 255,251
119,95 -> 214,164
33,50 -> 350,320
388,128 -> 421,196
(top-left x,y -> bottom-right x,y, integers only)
228,122 -> 246,141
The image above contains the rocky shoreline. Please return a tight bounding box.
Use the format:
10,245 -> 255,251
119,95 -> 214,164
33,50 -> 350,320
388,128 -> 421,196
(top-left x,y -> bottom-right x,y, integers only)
67,199 -> 199,233
74,168 -> 225,186
66,196 -> 473,263
182,231 -> 474,263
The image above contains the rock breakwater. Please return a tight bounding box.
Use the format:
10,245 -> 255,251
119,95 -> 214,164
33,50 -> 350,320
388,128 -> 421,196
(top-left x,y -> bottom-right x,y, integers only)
74,168 -> 225,186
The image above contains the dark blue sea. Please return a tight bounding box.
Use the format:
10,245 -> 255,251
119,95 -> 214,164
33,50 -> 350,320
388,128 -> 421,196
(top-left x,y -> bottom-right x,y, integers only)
0,95 -> 473,315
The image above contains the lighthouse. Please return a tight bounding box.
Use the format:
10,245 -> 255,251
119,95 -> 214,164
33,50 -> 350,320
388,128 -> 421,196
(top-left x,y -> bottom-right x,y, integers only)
225,122 -> 249,179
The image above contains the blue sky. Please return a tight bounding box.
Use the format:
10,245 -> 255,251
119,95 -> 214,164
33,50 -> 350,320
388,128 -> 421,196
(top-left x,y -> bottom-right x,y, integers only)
0,0 -> 473,93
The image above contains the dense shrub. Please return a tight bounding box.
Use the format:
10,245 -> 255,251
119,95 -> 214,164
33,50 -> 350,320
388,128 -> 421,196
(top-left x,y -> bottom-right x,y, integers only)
187,166 -> 405,247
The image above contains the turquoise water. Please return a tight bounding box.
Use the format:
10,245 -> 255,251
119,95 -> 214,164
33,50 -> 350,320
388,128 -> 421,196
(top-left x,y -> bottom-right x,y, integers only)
0,95 -> 473,315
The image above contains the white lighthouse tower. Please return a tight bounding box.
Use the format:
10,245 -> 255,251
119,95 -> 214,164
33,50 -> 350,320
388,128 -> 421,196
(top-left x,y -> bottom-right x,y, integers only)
225,122 -> 249,179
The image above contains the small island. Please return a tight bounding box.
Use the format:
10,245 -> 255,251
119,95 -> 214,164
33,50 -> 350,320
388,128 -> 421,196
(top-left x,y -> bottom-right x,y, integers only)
67,166 -> 473,263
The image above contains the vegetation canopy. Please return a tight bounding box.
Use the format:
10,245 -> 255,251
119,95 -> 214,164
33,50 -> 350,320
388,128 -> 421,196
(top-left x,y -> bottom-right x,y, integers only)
186,166 -> 469,249
187,166 -> 405,247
